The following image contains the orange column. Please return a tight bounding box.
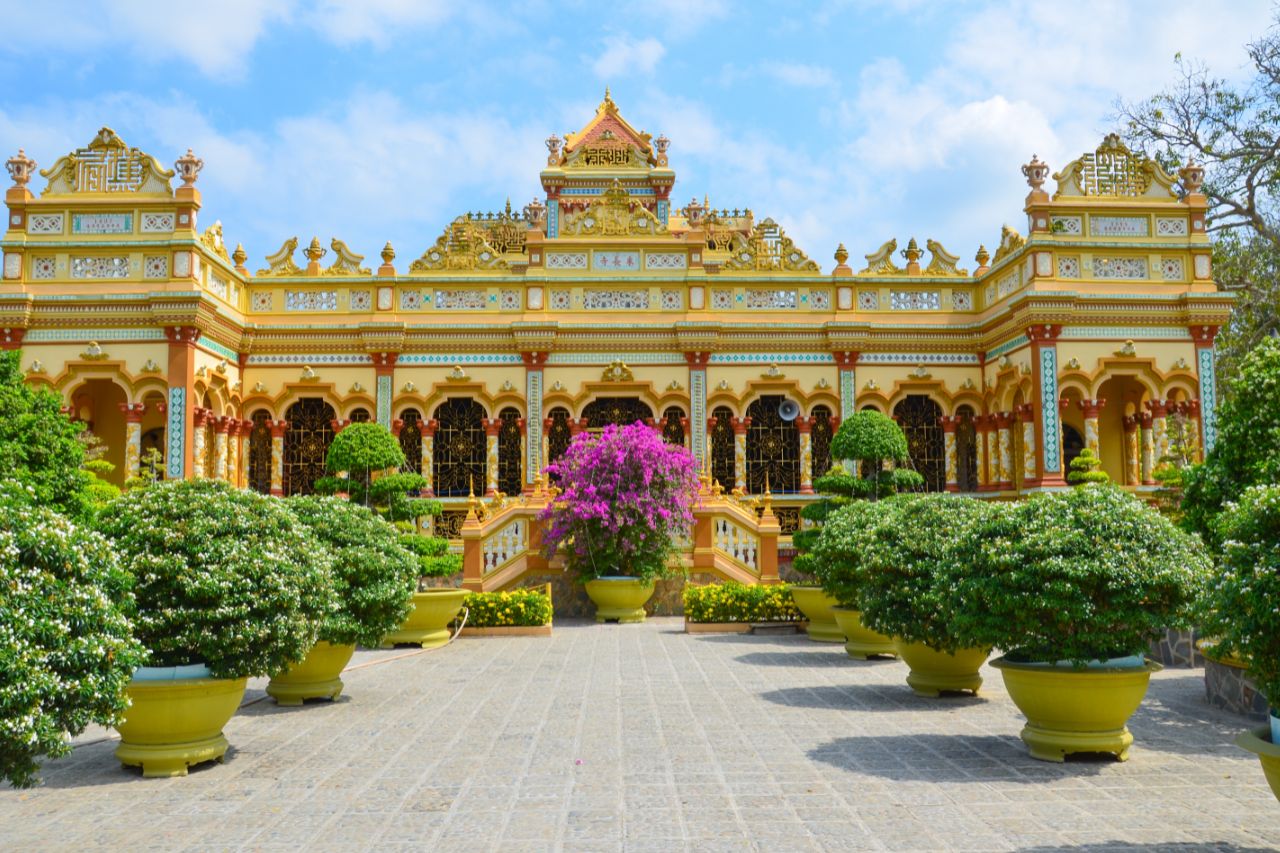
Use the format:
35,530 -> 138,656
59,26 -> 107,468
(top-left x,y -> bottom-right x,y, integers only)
268,419 -> 289,496
164,326 -> 201,480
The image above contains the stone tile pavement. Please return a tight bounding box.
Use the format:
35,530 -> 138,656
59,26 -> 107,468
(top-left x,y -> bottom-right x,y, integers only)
3,618 -> 1280,852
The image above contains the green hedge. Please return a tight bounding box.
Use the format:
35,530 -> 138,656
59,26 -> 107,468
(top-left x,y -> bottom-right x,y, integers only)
458,588 -> 553,628
683,581 -> 802,623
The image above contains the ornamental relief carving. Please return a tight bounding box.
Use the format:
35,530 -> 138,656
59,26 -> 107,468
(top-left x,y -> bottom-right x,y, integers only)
40,127 -> 175,195
558,180 -> 665,237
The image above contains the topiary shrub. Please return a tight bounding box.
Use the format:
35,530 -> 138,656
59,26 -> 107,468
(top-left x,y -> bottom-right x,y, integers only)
951,484 -> 1211,665
1067,447 -> 1109,485
1201,485 -> 1280,708
96,480 -> 336,679
835,494 -> 991,649
0,484 -> 144,788
683,581 -> 803,623
287,496 -> 419,648
400,532 -> 462,583
320,422 -> 432,523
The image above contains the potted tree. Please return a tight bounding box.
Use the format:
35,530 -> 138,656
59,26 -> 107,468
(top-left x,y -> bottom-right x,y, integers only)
270,497 -> 419,704
1204,485 -> 1280,800
540,421 -> 699,623
96,480 -> 335,776
0,483 -> 144,788
382,532 -> 465,648
791,410 -> 920,646
822,494 -> 993,694
952,484 -> 1210,761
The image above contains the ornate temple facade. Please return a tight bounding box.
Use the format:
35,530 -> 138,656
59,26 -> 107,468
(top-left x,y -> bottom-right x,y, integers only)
1,94 -> 1232,543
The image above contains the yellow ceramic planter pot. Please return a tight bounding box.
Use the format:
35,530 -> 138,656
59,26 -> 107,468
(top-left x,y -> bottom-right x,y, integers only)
382,589 -> 469,648
1237,727 -> 1280,803
266,641 -> 356,706
894,640 -> 990,697
788,587 -> 844,643
115,676 -> 248,778
585,578 -> 655,623
991,656 -> 1161,762
831,607 -> 896,659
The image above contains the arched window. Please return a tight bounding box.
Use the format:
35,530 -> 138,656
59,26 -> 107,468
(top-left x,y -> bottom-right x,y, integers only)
498,407 -> 523,496
546,407 -> 572,470
955,405 -> 978,492
746,395 -> 799,493
710,406 -> 735,490
810,405 -> 834,480
582,397 -> 653,429
350,408 -> 371,423
399,409 -> 423,475
432,398 -> 486,497
893,395 -> 944,492
661,406 -> 686,446
284,398 -> 336,495
248,409 -> 272,494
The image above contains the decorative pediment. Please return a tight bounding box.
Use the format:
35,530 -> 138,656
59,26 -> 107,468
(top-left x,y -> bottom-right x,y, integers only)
724,218 -> 819,273
557,89 -> 656,170
40,127 -> 174,195
257,238 -> 303,277
559,180 -> 666,237
410,216 -> 510,272
991,225 -> 1025,265
325,239 -> 371,276
1052,134 -> 1178,199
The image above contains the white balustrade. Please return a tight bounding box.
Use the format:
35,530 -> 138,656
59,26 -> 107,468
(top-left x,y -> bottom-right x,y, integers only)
482,518 -> 528,573
713,517 -> 758,571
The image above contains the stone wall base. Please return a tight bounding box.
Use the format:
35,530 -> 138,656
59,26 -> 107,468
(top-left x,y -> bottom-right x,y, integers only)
1204,654 -> 1269,720
1149,628 -> 1204,668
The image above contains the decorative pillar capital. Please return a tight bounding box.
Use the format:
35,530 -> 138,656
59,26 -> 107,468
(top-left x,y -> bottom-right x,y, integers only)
1123,415 -> 1139,433
1145,398 -> 1169,418
684,351 -> 711,368
193,407 -> 213,428
391,418 -> 404,437
570,417 -> 589,435
213,415 -> 233,434
521,351 -> 549,368
731,416 -> 752,435
0,327 -> 25,351
423,418 -> 439,437
1079,398 -> 1105,419
118,402 -> 146,423
373,352 -> 398,376
482,417 -> 503,437
165,326 -> 202,346
1138,411 -> 1153,429
1189,325 -> 1219,347
331,418 -> 351,434
938,414 -> 959,433
1014,403 -> 1035,423
268,419 -> 290,438
1025,323 -> 1062,343
795,415 -> 813,434
834,351 -> 858,367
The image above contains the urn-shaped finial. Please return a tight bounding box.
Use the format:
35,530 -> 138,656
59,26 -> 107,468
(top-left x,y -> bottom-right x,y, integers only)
5,149 -> 36,187
381,241 -> 395,265
1021,154 -> 1049,192
174,148 -> 204,187
303,237 -> 326,263
1179,158 -> 1205,194
545,133 -> 562,165
232,243 -> 247,267
834,243 -> 849,266
975,245 -> 990,267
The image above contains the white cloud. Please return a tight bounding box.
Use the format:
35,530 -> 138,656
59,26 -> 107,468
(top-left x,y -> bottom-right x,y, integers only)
592,36 -> 666,79
762,62 -> 835,89
309,0 -> 453,47
644,0 -> 728,35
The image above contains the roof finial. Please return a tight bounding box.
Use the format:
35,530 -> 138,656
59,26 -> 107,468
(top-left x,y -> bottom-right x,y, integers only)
605,85 -> 611,100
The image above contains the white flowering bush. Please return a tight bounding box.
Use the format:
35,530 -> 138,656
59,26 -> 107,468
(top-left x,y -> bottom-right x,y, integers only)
0,484 -> 143,788
951,485 -> 1211,665
1202,485 -> 1280,708
286,496 -> 418,648
96,480 -> 336,679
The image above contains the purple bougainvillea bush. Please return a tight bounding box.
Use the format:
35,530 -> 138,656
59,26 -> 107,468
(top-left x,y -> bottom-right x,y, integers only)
540,422 -> 700,583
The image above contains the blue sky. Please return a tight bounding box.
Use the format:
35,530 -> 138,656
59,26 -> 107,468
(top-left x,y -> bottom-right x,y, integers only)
0,0 -> 1268,272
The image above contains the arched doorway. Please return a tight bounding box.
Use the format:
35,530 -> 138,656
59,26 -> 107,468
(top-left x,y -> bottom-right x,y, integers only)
284,398 -> 336,495
70,378 -> 128,487
247,409 -> 272,494
1097,376 -> 1149,483
1062,424 -> 1086,474
349,407 -> 372,423
432,398 -> 486,497
710,406 -> 735,489
746,395 -> 799,493
893,395 -> 943,492
582,397 -> 653,429
497,407 -> 522,495
546,407 -> 572,472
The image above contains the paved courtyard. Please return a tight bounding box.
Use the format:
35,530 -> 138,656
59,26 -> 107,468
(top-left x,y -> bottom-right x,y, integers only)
4,618 -> 1279,852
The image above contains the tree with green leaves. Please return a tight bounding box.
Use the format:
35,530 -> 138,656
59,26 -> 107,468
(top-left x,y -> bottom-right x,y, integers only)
0,350 -> 90,518
318,422 -> 434,524
1118,19 -> 1280,387
1067,447 -> 1109,486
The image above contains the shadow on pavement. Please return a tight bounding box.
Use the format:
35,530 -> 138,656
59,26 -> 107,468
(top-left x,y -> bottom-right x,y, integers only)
808,733 -> 1114,782
760,683 -> 985,711
735,650 -> 888,667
